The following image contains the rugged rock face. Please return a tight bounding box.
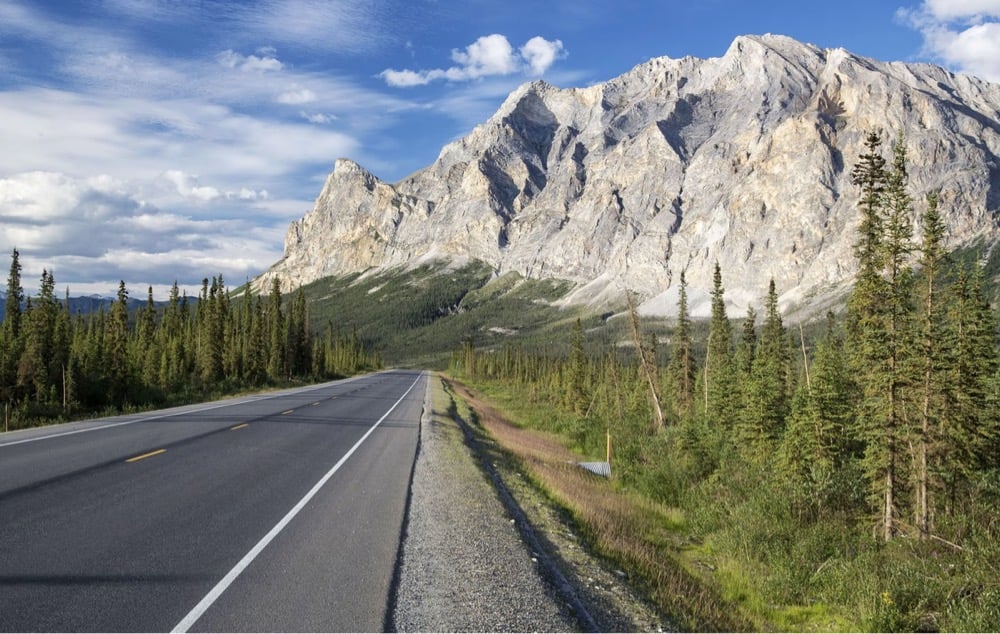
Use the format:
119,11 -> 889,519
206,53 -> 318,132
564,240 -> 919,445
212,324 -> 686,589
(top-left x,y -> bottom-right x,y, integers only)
256,34 -> 1000,316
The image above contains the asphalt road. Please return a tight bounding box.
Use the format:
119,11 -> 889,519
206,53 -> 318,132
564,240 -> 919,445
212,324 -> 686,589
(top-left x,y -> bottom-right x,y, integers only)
0,369 -> 425,633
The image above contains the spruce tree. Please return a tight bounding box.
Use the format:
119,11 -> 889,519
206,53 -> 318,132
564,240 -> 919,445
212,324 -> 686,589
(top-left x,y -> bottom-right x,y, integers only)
914,191 -> 949,538
666,271 -> 696,420
744,279 -> 790,449
17,270 -> 60,403
703,262 -> 736,428
943,261 -> 998,512
781,312 -> 857,517
267,277 -> 285,381
847,132 -> 916,540
107,281 -> 130,405
2,249 -> 25,400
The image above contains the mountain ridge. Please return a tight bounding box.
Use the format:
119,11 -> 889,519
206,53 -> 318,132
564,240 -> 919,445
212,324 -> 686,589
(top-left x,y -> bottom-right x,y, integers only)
255,33 -> 1000,316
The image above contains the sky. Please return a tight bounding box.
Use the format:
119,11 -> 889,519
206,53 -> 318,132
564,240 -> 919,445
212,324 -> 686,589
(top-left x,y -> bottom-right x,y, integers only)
1,0 -> 999,300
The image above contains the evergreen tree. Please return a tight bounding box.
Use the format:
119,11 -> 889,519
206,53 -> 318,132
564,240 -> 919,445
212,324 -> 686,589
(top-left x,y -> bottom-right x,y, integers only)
781,312 -> 858,517
943,261 -> 998,512
847,131 -> 915,540
702,262 -> 736,428
1,248 -> 25,404
267,277 -> 285,380
743,279 -> 790,449
666,271 -> 696,419
106,281 -> 131,405
735,306 -> 757,385
17,270 -> 60,403
137,286 -> 160,388
286,287 -> 311,377
914,191 -> 949,538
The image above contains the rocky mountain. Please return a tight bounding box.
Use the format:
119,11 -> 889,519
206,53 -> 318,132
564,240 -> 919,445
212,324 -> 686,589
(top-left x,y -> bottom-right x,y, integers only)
256,34 -> 1000,317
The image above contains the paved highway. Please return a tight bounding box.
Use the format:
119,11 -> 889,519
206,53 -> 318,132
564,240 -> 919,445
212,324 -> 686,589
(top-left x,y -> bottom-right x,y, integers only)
0,370 -> 425,632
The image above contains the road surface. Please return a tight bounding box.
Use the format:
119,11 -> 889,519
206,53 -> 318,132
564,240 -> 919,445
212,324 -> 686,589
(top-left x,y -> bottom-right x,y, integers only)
0,370 -> 425,632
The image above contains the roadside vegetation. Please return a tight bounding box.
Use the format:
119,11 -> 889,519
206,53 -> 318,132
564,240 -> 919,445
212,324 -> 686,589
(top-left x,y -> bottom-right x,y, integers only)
448,133 -> 1000,631
0,269 -> 379,430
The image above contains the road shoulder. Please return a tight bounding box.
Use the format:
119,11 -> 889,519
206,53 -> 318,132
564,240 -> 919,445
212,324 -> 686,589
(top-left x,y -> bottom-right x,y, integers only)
391,374 -> 579,632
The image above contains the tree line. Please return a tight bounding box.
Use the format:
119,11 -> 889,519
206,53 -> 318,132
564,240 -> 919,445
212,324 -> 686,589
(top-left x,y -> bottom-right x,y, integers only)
452,132 -> 1000,546
0,267 -> 380,429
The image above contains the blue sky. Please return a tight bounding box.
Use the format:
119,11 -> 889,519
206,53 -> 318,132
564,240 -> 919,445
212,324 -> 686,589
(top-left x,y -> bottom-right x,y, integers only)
1,0 -> 998,298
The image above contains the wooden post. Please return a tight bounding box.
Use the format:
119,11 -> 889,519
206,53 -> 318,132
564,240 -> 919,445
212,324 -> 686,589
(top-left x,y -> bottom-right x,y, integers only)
606,428 -> 612,465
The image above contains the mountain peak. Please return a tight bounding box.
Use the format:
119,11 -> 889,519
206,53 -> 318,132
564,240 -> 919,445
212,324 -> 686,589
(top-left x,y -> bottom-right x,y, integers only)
257,35 -> 1000,317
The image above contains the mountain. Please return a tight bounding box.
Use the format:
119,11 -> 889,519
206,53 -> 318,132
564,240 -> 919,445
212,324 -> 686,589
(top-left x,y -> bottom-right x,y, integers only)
256,34 -> 1000,317
0,294 -> 171,322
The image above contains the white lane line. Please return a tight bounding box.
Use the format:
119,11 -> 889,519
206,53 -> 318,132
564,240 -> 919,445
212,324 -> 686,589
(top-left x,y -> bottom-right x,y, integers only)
0,398 -> 268,448
0,374 -> 373,448
170,372 -> 424,634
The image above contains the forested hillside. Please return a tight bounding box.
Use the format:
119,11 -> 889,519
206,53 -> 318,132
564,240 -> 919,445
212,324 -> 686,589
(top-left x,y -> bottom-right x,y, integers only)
451,133 -> 1000,630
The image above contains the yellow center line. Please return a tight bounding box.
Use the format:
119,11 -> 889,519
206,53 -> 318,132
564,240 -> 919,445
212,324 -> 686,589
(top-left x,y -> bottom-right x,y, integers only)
282,409 -> 295,415
230,423 -> 249,431
126,448 -> 166,463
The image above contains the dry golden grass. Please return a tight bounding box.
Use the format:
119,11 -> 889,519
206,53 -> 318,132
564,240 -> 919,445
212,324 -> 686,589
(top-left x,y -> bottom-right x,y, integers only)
447,377 -> 753,632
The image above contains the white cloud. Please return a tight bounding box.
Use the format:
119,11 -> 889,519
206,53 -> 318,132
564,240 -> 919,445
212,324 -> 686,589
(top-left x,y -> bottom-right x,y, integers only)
277,88 -> 317,104
519,37 -> 565,76
217,49 -> 284,72
922,0 -> 1000,20
900,0 -> 1000,81
380,34 -> 567,87
0,171 -> 285,297
163,170 -> 221,202
451,34 -> 520,78
380,68 -> 436,87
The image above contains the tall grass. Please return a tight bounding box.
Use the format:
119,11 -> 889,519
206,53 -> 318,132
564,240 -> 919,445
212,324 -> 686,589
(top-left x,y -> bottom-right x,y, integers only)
451,375 -> 1000,632
446,378 -> 752,631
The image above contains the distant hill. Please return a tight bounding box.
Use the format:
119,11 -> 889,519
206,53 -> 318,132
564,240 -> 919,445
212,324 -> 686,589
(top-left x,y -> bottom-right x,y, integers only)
0,293 -> 172,322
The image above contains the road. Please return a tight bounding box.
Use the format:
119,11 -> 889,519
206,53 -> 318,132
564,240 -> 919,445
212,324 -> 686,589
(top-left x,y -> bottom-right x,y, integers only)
0,369 -> 425,633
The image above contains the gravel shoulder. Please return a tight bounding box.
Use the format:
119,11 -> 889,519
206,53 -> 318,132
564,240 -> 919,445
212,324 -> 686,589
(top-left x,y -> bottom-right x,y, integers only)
390,374 -> 668,632
390,374 -> 578,632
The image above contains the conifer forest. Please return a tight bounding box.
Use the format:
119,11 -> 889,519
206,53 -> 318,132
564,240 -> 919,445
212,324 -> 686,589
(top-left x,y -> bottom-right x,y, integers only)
0,270 -> 380,430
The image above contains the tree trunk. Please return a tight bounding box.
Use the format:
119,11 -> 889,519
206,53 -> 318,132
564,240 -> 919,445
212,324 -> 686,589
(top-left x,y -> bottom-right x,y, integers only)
627,292 -> 665,430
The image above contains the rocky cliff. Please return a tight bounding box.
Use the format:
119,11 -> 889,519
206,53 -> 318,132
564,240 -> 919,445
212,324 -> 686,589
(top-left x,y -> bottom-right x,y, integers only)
256,34 -> 1000,316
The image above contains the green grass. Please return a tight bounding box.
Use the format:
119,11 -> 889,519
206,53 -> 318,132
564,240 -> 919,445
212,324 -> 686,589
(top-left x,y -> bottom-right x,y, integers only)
455,374 -> 1000,632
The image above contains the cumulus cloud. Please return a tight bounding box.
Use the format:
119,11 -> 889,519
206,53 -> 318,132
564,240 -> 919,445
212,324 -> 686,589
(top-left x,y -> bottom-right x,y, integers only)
520,37 -> 565,76
451,34 -> 521,78
217,49 -> 284,72
161,170 -> 270,203
380,34 -> 565,87
899,0 -> 1000,81
0,171 -> 283,297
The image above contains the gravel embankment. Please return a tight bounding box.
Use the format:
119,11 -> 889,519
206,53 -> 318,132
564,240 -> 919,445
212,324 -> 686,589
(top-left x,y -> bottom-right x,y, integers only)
390,377 -> 581,632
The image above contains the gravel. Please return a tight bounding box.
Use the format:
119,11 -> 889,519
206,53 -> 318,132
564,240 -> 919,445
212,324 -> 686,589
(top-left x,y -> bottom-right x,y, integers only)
390,378 -> 580,632
391,376 -> 671,633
